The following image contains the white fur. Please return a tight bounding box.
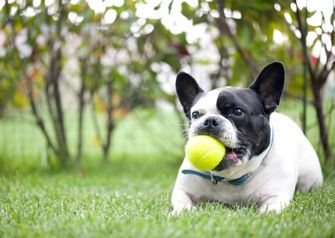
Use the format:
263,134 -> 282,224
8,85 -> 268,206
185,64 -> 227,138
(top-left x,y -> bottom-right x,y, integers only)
189,89 -> 239,149
171,112 -> 323,214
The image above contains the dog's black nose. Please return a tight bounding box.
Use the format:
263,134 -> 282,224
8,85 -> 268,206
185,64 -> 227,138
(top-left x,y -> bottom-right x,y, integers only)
203,117 -> 220,128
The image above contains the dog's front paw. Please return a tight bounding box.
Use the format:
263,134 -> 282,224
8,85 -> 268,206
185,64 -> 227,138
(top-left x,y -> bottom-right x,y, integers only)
259,199 -> 290,214
171,187 -> 196,216
169,201 -> 195,216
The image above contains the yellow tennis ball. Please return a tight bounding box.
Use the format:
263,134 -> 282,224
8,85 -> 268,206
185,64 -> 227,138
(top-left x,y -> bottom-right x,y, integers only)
185,135 -> 226,171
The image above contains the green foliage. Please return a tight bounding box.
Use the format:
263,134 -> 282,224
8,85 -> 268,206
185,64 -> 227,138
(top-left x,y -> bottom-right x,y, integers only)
0,0 -> 189,164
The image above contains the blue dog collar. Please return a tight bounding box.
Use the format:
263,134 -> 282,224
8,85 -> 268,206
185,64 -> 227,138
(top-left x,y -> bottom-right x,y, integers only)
182,126 -> 274,186
181,169 -> 251,185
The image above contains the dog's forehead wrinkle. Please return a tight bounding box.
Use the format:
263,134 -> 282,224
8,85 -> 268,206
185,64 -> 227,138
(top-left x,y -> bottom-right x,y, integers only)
219,88 -> 256,100
191,88 -> 223,114
217,88 -> 262,110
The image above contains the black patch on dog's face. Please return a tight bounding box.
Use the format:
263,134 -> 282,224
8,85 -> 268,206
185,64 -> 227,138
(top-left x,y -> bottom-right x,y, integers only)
216,88 -> 271,157
176,62 -> 285,171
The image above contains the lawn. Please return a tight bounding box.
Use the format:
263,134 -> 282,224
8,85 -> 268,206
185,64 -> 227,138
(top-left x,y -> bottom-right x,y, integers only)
1,104 -> 335,237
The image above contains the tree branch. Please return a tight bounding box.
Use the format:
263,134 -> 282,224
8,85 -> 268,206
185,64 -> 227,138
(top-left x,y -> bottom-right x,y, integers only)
103,77 -> 115,161
27,71 -> 58,155
215,0 -> 259,77
294,0 -> 318,82
49,1 -> 69,160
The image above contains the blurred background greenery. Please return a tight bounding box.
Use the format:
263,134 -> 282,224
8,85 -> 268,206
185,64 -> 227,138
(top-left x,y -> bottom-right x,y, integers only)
0,0 -> 334,173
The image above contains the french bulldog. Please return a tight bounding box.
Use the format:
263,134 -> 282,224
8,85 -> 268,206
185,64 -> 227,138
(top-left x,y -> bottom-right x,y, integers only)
171,62 -> 323,214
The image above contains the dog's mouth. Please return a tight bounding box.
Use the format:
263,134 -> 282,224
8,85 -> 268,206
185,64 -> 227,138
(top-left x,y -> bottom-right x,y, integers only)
213,146 -> 247,171
194,132 -> 248,171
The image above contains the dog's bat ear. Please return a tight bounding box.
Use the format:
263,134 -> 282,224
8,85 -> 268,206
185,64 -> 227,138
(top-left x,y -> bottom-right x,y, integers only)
176,72 -> 204,119
249,62 -> 285,115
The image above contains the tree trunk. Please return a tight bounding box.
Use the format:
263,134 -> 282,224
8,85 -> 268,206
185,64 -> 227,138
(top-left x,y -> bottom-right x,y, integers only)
53,0 -> 69,163
103,79 -> 115,161
311,79 -> 333,160
27,73 -> 57,155
45,45 -> 69,164
76,83 -> 85,165
215,0 -> 259,78
294,2 -> 333,161
53,74 -> 69,162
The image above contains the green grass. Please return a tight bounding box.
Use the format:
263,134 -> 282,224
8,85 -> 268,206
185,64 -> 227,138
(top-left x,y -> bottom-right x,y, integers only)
1,159 -> 335,237
1,102 -> 335,237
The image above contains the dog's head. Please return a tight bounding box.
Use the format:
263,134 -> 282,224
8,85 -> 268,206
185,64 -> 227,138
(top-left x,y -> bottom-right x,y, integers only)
176,62 -> 285,172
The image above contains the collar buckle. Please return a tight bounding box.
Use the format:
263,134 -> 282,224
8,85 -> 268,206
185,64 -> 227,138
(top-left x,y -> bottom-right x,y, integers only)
209,172 -> 218,185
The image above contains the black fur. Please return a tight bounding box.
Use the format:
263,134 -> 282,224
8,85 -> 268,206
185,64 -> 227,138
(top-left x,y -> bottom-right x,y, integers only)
216,88 -> 271,157
249,62 -> 285,115
176,72 -> 204,119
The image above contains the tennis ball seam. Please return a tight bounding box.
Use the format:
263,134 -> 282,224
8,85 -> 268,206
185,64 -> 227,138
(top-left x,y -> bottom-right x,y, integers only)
196,149 -> 220,163
191,148 -> 223,168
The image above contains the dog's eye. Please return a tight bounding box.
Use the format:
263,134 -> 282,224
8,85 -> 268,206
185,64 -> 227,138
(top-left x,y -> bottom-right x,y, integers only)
232,108 -> 244,116
191,111 -> 201,119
